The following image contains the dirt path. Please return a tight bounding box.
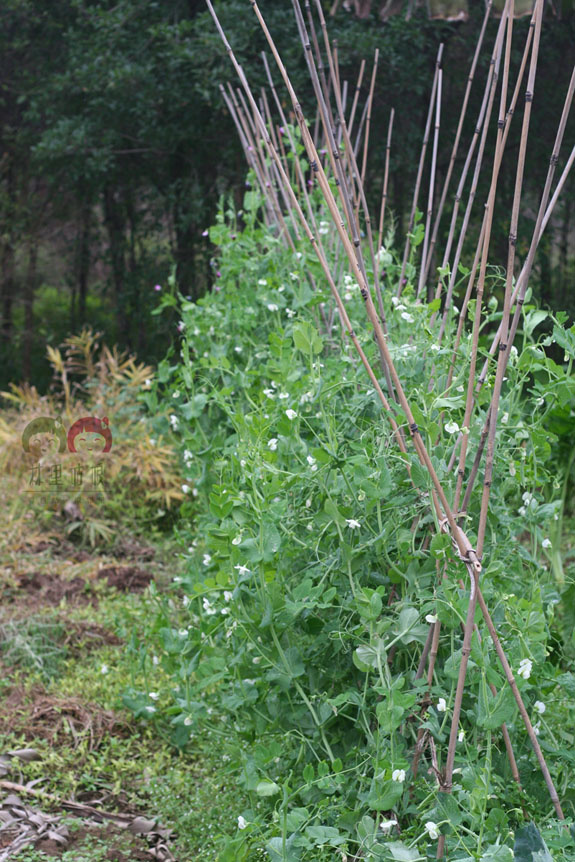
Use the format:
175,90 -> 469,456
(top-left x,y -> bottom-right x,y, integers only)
0,535 -> 178,861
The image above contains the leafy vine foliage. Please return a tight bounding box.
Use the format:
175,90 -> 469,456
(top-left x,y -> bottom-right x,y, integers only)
131,186 -> 575,859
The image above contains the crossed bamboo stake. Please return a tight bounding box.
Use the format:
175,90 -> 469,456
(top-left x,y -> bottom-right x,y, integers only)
206,0 -> 568,845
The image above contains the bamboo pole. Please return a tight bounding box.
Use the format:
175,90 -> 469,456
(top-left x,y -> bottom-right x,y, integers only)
376,108 -> 395,275
398,45 -> 443,296
417,67 -> 442,300
421,1 -> 493,288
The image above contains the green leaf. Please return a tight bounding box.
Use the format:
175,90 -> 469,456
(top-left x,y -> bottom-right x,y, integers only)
480,845 -> 514,861
477,674 -> 516,729
293,321 -> 323,355
181,393 -> 208,419
513,823 -> 553,862
354,640 -> 386,671
387,842 -> 424,861
265,834 -> 301,861
524,310 -> 548,337
367,778 -> 403,810
395,607 -> 420,644
256,779 -> 281,797
305,825 -> 346,846
324,498 -> 344,525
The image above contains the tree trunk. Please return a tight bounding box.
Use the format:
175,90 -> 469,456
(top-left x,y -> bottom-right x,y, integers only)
103,185 -> 128,342
22,238 -> 38,381
78,200 -> 91,323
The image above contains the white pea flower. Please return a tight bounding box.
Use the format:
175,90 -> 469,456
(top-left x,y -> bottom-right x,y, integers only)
458,729 -> 465,742
534,700 -> 546,714
238,815 -> 248,830
152,656 -> 159,666
379,818 -> 398,834
430,344 -> 440,352
224,591 -> 234,602
203,554 -> 211,566
395,302 -> 406,311
290,272 -> 298,281
392,769 -> 406,783
522,491 -> 534,505
533,722 -> 541,736
232,535 -> 242,546
100,664 -> 109,675
182,596 -> 190,608
183,449 -> 193,464
307,455 -> 316,466
401,311 -> 414,323
268,438 -> 278,451
391,296 -> 400,307
279,392 -> 289,400
518,505 -> 527,517
234,346 -> 242,353
437,697 -> 447,712
286,308 -> 296,318
169,414 -> 179,430
258,279 -> 268,286
444,420 -> 459,435
425,821 -> 439,840
267,303 -> 279,312
234,564 -> 251,576
542,538 -> 552,549
149,692 -> 160,701
346,519 -> 361,530
181,484 -> 191,494
144,378 -> 152,389
184,716 -> 193,726
305,498 -> 312,508
172,391 -> 181,399
145,706 -> 156,714
517,658 -> 533,680
202,598 -> 216,616
501,412 -> 509,425
318,220 -> 330,235
425,614 -> 438,624
285,409 -> 298,420
263,388 -> 275,399
252,656 -> 262,664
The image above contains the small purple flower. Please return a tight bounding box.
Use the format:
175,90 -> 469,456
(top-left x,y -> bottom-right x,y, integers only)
177,322 -> 185,333
216,271 -> 221,278
185,295 -> 192,301
154,284 -> 162,292
381,271 -> 387,279
213,284 -> 221,293
231,234 -> 237,240
308,180 -> 313,187
279,126 -> 285,135
402,278 -> 407,284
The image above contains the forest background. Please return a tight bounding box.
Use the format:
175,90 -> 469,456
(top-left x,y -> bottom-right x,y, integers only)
1,0 -> 574,392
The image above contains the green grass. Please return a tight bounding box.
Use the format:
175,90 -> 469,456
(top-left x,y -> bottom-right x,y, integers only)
0,527 -> 249,860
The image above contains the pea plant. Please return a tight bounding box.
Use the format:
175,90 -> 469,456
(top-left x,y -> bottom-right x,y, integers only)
131,0 -> 575,858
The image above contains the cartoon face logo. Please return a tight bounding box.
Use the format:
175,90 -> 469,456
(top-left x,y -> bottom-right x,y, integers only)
22,417 -> 67,460
67,417 -> 113,454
